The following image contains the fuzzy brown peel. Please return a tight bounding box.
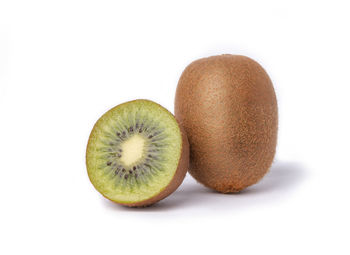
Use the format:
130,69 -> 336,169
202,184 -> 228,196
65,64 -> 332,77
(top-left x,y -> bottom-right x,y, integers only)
175,55 -> 278,193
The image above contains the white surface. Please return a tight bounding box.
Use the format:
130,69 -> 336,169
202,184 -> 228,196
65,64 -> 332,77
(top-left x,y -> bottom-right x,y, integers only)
0,1 -> 349,254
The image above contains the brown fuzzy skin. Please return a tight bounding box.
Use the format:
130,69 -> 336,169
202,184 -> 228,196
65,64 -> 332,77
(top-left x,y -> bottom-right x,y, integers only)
175,55 -> 278,193
122,124 -> 189,207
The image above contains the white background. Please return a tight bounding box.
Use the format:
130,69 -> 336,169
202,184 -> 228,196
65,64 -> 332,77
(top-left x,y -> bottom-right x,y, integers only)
1,1 -> 349,254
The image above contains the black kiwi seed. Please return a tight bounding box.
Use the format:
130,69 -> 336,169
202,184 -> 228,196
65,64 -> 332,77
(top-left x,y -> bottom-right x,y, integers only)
139,124 -> 144,133
117,132 -> 121,137
107,162 -> 112,166
122,168 -> 126,172
124,174 -> 129,179
129,127 -> 133,132
129,170 -> 132,174
148,135 -> 153,139
133,166 -> 136,170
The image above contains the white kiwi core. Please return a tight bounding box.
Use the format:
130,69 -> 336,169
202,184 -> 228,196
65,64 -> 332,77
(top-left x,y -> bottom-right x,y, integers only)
120,134 -> 145,166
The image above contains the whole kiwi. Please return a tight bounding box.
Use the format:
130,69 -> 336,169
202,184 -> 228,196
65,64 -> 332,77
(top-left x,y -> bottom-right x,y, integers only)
175,54 -> 278,193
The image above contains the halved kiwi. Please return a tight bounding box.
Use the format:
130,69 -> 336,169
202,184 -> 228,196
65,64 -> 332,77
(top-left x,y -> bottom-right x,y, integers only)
86,99 -> 189,207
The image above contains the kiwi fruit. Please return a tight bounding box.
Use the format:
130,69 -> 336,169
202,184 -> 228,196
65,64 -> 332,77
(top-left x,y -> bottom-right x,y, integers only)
86,99 -> 189,207
175,54 -> 278,193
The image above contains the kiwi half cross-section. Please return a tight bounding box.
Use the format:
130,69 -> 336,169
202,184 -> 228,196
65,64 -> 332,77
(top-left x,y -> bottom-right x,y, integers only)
86,99 -> 189,207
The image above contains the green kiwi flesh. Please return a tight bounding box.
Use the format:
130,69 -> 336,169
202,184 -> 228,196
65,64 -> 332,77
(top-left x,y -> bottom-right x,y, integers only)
86,99 -> 189,207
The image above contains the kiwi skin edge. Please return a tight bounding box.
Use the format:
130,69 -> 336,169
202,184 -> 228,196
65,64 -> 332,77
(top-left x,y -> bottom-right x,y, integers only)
86,99 -> 190,207
175,55 -> 278,193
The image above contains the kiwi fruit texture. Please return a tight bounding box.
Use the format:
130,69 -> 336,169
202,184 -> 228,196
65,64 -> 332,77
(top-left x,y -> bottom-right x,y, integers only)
86,99 -> 189,207
175,54 -> 278,193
